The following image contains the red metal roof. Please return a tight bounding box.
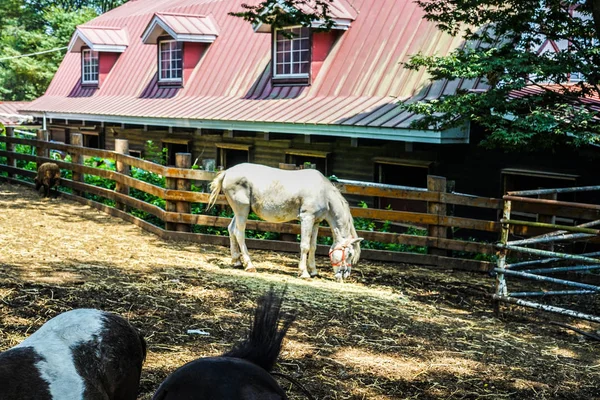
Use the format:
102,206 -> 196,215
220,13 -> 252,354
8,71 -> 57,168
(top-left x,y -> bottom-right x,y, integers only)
0,102 -> 32,126
157,13 -> 220,36
510,85 -> 600,113
69,26 -> 129,52
293,0 -> 356,21
22,0 -> 485,139
78,26 -> 129,47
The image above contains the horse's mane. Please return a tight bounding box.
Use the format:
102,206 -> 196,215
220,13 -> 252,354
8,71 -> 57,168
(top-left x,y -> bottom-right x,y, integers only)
222,287 -> 296,372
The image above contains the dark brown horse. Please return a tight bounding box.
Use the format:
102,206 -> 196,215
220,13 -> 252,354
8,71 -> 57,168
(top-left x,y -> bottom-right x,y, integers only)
35,162 -> 61,197
153,287 -> 296,400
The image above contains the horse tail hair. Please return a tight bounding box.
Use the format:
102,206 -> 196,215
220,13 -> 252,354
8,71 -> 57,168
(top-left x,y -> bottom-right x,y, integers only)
222,286 -> 296,372
207,170 -> 226,210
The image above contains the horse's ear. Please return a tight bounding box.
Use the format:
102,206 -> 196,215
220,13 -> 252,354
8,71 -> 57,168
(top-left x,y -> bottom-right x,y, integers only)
351,237 -> 364,245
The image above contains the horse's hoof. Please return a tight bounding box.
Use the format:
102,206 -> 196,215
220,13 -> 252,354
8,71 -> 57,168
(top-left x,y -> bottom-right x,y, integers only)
245,266 -> 257,273
233,261 -> 243,268
299,272 -> 311,279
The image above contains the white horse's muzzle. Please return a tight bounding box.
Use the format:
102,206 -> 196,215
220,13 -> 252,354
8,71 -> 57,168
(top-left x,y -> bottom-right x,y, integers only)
329,245 -> 352,282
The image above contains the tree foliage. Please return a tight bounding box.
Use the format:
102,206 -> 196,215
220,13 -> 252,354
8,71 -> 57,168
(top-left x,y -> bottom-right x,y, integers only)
403,0 -> 600,151
230,0 -> 337,31
0,0 -> 127,101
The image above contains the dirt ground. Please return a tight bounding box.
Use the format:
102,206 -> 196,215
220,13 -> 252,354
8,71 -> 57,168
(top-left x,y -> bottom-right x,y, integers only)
1,181 -> 599,400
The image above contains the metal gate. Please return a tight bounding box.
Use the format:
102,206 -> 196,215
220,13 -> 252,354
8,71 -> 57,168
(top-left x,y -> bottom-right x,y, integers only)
494,185 -> 600,323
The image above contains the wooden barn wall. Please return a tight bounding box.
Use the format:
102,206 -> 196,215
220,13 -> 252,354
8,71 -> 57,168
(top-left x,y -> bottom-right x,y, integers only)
253,138 -> 293,166
54,122 -> 600,208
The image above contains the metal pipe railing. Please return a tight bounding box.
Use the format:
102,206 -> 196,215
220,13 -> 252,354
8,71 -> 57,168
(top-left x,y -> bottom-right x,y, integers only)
508,290 -> 598,297
524,264 -> 600,274
494,268 -> 600,291
493,295 -> 600,323
508,185 -> 600,197
508,250 -> 600,269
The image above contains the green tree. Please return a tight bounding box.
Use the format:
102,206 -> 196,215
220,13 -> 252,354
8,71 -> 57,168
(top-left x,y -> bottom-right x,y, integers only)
231,0 -> 336,31
403,0 -> 600,151
0,1 -> 127,101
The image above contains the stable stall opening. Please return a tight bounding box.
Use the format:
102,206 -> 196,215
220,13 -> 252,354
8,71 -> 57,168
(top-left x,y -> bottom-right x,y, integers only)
284,149 -> 330,175
76,130 -> 102,149
502,168 -> 579,224
374,157 -> 432,212
162,139 -> 191,166
216,143 -> 252,169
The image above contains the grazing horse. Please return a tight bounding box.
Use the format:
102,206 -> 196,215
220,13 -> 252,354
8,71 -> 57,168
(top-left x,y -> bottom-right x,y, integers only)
35,162 -> 61,198
153,287 -> 296,400
208,163 -> 363,281
0,308 -> 146,400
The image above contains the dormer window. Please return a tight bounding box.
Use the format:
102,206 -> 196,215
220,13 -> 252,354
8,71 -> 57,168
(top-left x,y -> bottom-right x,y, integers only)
142,13 -> 219,87
273,27 -> 311,84
69,26 -> 128,89
82,49 -> 99,85
159,39 -> 183,83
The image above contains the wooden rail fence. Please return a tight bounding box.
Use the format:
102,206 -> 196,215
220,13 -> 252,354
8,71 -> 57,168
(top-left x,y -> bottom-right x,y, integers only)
3,130 -> 598,273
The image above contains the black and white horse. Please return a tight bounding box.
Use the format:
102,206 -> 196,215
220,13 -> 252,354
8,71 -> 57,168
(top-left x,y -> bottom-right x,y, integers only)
153,288 -> 296,400
0,308 -> 146,400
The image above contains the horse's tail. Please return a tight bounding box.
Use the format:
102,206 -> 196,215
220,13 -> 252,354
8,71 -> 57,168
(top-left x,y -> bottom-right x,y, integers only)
207,170 -> 226,210
222,286 -> 296,372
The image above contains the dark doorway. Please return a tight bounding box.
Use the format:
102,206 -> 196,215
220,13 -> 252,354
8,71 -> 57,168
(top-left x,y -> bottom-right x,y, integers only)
218,148 -> 249,169
163,142 -> 189,166
376,162 -> 429,212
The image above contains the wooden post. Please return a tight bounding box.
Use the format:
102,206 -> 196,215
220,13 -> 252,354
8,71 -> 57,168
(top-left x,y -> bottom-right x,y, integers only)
494,199 -> 512,316
279,163 -> 296,170
427,175 -> 448,257
36,129 -> 49,165
6,127 -> 15,178
165,159 -> 178,231
537,192 -> 557,251
175,153 -> 192,232
115,139 -> 130,211
70,133 -> 84,197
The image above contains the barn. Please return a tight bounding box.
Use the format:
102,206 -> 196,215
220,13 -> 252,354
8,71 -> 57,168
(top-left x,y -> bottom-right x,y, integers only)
16,0 -> 598,205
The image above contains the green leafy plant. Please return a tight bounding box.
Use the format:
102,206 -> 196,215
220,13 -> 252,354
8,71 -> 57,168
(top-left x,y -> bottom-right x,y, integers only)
403,0 -> 600,151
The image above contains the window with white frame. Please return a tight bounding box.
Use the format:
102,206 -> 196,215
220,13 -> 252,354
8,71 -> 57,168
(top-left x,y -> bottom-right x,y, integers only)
273,27 -> 310,78
82,49 -> 99,84
159,39 -> 182,83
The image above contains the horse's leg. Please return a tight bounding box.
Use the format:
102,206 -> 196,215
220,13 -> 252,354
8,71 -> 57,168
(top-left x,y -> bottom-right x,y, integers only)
228,216 -> 243,267
307,223 -> 320,277
234,209 -> 255,272
226,197 -> 255,272
298,214 -> 315,278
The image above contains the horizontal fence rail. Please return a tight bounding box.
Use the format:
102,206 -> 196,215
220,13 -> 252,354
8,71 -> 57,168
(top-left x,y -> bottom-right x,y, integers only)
2,131 -> 598,277
494,190 -> 600,323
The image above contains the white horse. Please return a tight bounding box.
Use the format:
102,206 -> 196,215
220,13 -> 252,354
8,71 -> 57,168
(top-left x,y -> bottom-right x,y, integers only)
208,163 -> 363,281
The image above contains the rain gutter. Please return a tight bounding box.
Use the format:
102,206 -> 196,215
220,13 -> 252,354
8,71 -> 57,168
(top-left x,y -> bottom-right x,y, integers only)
25,111 -> 470,144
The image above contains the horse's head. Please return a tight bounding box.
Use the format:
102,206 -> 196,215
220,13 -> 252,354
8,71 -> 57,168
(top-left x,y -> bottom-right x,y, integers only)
329,237 -> 364,282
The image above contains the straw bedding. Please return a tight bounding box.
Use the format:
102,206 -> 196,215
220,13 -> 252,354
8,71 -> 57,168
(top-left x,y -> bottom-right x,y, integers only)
1,181 -> 599,399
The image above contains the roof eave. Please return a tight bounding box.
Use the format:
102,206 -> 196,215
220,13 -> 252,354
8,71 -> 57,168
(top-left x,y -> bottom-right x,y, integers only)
142,15 -> 218,44
68,28 -> 128,53
23,111 -> 470,144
